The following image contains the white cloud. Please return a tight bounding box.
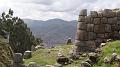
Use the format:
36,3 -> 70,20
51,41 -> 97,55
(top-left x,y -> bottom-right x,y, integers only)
0,0 -> 120,21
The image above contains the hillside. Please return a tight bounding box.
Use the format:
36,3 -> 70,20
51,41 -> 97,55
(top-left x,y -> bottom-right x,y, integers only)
24,19 -> 77,47
94,40 -> 120,67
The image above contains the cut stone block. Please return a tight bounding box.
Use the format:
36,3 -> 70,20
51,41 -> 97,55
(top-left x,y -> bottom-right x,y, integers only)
77,22 -> 87,30
79,9 -> 87,16
75,30 -> 88,41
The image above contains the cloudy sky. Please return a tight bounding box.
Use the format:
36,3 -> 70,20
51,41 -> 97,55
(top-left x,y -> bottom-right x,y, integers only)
0,0 -> 120,21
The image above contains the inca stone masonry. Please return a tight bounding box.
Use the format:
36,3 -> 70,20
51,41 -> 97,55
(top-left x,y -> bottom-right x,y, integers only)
75,9 -> 120,53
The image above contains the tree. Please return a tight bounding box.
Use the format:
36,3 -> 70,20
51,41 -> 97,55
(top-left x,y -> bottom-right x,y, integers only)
0,9 -> 42,53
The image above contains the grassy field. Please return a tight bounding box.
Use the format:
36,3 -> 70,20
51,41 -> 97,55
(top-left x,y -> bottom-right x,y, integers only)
25,40 -> 120,67
24,44 -> 83,67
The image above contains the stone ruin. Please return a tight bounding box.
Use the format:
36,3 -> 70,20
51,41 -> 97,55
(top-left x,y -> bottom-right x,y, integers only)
75,9 -> 120,53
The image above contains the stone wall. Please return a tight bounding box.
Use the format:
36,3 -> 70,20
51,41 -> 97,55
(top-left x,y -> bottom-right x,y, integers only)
75,9 -> 120,53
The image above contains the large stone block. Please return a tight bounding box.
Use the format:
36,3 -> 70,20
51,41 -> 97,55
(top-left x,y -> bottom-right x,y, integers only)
116,11 -> 120,17
87,24 -> 94,32
94,25 -> 99,33
78,16 -> 86,22
117,17 -> 120,21
74,40 -> 86,46
105,24 -> 111,33
77,22 -> 87,30
98,24 -> 105,33
75,30 -> 88,41
75,46 -> 95,52
88,32 -> 96,40
102,9 -> 116,17
85,16 -> 93,24
96,34 -> 105,39
101,17 -> 108,24
14,53 -> 23,63
93,18 -> 101,24
86,41 -> 96,48
94,24 -> 105,33
90,11 -> 98,18
98,12 -> 103,18
79,9 -> 87,16
108,17 -> 117,24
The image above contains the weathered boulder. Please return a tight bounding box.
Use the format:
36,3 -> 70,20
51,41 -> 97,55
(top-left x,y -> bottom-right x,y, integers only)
13,53 -> 27,67
95,48 -> 102,53
116,55 -> 120,62
14,53 -> 23,63
110,53 -> 118,63
56,55 -> 70,65
88,53 -> 99,63
85,59 -> 93,65
81,53 -> 87,57
80,61 -> 92,67
104,57 -> 110,64
24,50 -> 32,59
69,50 -> 79,60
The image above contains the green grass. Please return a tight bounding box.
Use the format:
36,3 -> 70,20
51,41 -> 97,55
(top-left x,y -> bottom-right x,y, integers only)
25,40 -> 120,67
93,40 -> 120,67
24,44 -> 77,67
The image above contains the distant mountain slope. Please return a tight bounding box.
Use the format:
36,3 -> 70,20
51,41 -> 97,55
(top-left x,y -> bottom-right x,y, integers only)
24,19 -> 77,47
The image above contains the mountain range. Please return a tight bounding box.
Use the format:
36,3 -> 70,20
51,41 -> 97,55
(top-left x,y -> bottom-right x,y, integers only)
24,19 -> 77,47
